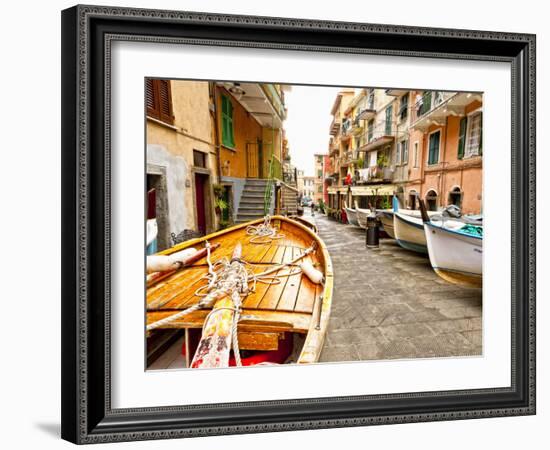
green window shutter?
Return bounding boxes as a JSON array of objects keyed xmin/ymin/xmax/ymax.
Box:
[
  {"xmin": 228, "ymin": 100, "xmax": 235, "ymax": 147},
  {"xmin": 428, "ymin": 131, "xmax": 440, "ymax": 165},
  {"xmin": 385, "ymin": 105, "xmax": 393, "ymax": 135},
  {"xmin": 221, "ymin": 95, "xmax": 235, "ymax": 148},
  {"xmin": 457, "ymin": 116, "xmax": 467, "ymax": 159}
]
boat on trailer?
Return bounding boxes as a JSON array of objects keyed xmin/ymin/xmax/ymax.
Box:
[
  {"xmin": 146, "ymin": 216, "xmax": 333, "ymax": 368},
  {"xmin": 419, "ymin": 200, "xmax": 483, "ymax": 287}
]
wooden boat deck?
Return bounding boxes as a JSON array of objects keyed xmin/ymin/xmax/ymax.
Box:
[{"xmin": 146, "ymin": 217, "xmax": 332, "ymax": 345}]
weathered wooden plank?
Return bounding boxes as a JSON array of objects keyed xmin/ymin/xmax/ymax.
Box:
[
  {"xmin": 147, "ymin": 266, "xmax": 207, "ymax": 310},
  {"xmin": 237, "ymin": 331, "xmax": 281, "ymax": 351},
  {"xmin": 146, "ymin": 309, "xmax": 311, "ymax": 333}
]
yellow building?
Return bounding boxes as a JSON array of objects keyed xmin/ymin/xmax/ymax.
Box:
[
  {"xmin": 214, "ymin": 82, "xmax": 289, "ymax": 223},
  {"xmin": 146, "ymin": 79, "xmax": 218, "ymax": 249}
]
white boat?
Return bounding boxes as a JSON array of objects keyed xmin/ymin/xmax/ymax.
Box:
[
  {"xmin": 355, "ymin": 208, "xmax": 371, "ymax": 229},
  {"xmin": 344, "ymin": 204, "xmax": 359, "ymax": 227},
  {"xmin": 393, "ymin": 211, "xmax": 428, "ymax": 253},
  {"xmin": 423, "ymin": 220, "xmax": 482, "ymax": 287},
  {"xmin": 377, "ymin": 210, "xmax": 396, "ymax": 238}
]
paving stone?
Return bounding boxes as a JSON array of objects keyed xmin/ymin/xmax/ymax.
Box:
[{"xmin": 312, "ymin": 215, "xmax": 482, "ymax": 363}]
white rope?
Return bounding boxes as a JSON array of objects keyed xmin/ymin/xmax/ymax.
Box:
[
  {"xmin": 147, "ymin": 239, "xmax": 319, "ymax": 365},
  {"xmin": 246, "ymin": 215, "xmax": 285, "ymax": 244}
]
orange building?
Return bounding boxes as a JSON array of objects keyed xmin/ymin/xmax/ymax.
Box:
[{"xmin": 406, "ymin": 91, "xmax": 483, "ymax": 215}]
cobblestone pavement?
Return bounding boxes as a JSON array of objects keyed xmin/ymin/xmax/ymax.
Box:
[{"xmin": 312, "ymin": 214, "xmax": 482, "ymax": 362}]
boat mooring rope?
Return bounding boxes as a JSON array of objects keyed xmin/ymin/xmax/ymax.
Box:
[
  {"xmin": 246, "ymin": 215, "xmax": 285, "ymax": 244},
  {"xmin": 146, "ymin": 239, "xmax": 319, "ymax": 366}
]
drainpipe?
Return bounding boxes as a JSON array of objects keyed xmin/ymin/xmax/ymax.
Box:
[{"xmin": 211, "ymin": 83, "xmax": 222, "ymax": 184}]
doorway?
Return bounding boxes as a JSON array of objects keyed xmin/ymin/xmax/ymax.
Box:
[
  {"xmin": 194, "ymin": 173, "xmax": 208, "ymax": 235},
  {"xmin": 448, "ymin": 186, "xmax": 463, "ymax": 209}
]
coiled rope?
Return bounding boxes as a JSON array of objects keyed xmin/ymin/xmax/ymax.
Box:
[{"xmin": 246, "ymin": 215, "xmax": 285, "ymax": 244}]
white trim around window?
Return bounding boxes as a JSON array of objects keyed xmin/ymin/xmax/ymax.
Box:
[{"xmin": 427, "ymin": 128, "xmax": 442, "ymax": 165}]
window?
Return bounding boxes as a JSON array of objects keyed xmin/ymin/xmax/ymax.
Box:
[
  {"xmin": 457, "ymin": 116, "xmax": 468, "ymax": 159},
  {"xmin": 398, "ymin": 94, "xmax": 408, "ymax": 121},
  {"xmin": 193, "ymin": 150, "xmax": 207, "ymax": 168},
  {"xmin": 413, "ymin": 141, "xmax": 419, "ymax": 168},
  {"xmin": 395, "ymin": 142, "xmax": 402, "ymax": 164},
  {"xmin": 428, "ymin": 130, "xmax": 440, "ymax": 165},
  {"xmin": 385, "ymin": 105, "xmax": 393, "ymax": 135},
  {"xmin": 418, "ymin": 91, "xmax": 432, "ymax": 116},
  {"xmin": 433, "ymin": 91, "xmax": 444, "ymax": 106},
  {"xmin": 465, "ymin": 112, "xmax": 482, "ymax": 158},
  {"xmin": 317, "ymin": 170, "xmax": 323, "ymax": 178},
  {"xmin": 318, "ymin": 186, "xmax": 323, "ymax": 193},
  {"xmin": 146, "ymin": 79, "xmax": 174, "ymax": 125},
  {"xmin": 367, "ymin": 119, "xmax": 374, "ymax": 142},
  {"xmin": 397, "ymin": 140, "xmax": 408, "ymax": 165},
  {"xmin": 221, "ymin": 94, "xmax": 235, "ymax": 148}
]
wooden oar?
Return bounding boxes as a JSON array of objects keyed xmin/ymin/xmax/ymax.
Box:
[{"xmin": 190, "ymin": 243, "xmax": 243, "ymax": 369}]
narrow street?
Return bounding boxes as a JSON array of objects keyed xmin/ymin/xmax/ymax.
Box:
[{"xmin": 311, "ymin": 213, "xmax": 483, "ymax": 362}]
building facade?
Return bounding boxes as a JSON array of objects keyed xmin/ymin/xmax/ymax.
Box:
[
  {"xmin": 302, "ymin": 176, "xmax": 316, "ymax": 200},
  {"xmin": 406, "ymin": 91, "xmax": 483, "ymax": 214},
  {"xmin": 326, "ymin": 87, "xmax": 483, "ymax": 217},
  {"xmin": 146, "ymin": 79, "xmax": 218, "ymax": 250},
  {"xmin": 313, "ymin": 153, "xmax": 325, "ymax": 205}
]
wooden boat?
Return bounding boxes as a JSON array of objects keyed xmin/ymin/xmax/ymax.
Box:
[
  {"xmin": 377, "ymin": 210, "xmax": 396, "ymax": 239},
  {"xmin": 146, "ymin": 216, "xmax": 333, "ymax": 368},
  {"xmin": 393, "ymin": 211, "xmax": 428, "ymax": 253},
  {"xmin": 419, "ymin": 200, "xmax": 483, "ymax": 287},
  {"xmin": 289, "ymin": 215, "xmax": 318, "ymax": 233},
  {"xmin": 343, "ymin": 202, "xmax": 359, "ymax": 227},
  {"xmin": 354, "ymin": 203, "xmax": 371, "ymax": 229}
]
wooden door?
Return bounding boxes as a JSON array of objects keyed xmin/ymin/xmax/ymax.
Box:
[
  {"xmin": 194, "ymin": 173, "xmax": 207, "ymax": 235},
  {"xmin": 246, "ymin": 142, "xmax": 260, "ymax": 178}
]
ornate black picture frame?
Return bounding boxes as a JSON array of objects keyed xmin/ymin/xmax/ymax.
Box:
[{"xmin": 61, "ymin": 4, "xmax": 536, "ymax": 444}]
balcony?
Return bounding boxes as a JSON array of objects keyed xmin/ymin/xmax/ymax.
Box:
[
  {"xmin": 359, "ymin": 120, "xmax": 395, "ymax": 152},
  {"xmin": 329, "ymin": 117, "xmax": 341, "ymax": 135},
  {"xmin": 356, "ymin": 106, "xmax": 376, "ymax": 121},
  {"xmin": 221, "ymin": 82, "xmax": 286, "ymax": 128},
  {"xmin": 385, "ymin": 88, "xmax": 408, "ymax": 96},
  {"xmin": 340, "ymin": 150, "xmax": 360, "ymax": 167},
  {"xmin": 340, "ymin": 118, "xmax": 353, "ymax": 140},
  {"xmin": 355, "ymin": 165, "xmax": 394, "ymax": 184},
  {"xmin": 410, "ymin": 91, "xmax": 483, "ymax": 131}
]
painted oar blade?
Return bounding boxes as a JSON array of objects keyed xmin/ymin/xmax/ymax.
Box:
[{"xmin": 190, "ymin": 298, "xmax": 235, "ymax": 369}]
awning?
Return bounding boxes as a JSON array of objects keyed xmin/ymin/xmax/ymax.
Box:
[
  {"xmin": 327, "ymin": 186, "xmax": 350, "ymax": 194},
  {"xmin": 351, "ymin": 184, "xmax": 397, "ymax": 196}
]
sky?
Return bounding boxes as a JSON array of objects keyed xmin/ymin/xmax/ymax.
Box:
[{"xmin": 283, "ymin": 85, "xmax": 343, "ymax": 177}]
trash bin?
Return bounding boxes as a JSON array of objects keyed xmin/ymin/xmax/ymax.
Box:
[{"xmin": 366, "ymin": 213, "xmax": 380, "ymax": 248}]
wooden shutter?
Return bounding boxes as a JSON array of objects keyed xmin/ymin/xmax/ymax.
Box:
[
  {"xmin": 221, "ymin": 94, "xmax": 235, "ymax": 148},
  {"xmin": 145, "ymin": 79, "xmax": 174, "ymax": 125},
  {"xmin": 428, "ymin": 131, "xmax": 440, "ymax": 165},
  {"xmin": 457, "ymin": 116, "xmax": 467, "ymax": 159}
]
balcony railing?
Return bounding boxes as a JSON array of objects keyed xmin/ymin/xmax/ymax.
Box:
[{"xmin": 414, "ymin": 91, "xmax": 446, "ymax": 118}]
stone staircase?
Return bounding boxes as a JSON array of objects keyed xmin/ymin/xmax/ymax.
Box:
[
  {"xmin": 280, "ymin": 183, "xmax": 299, "ymax": 216},
  {"xmin": 236, "ymin": 179, "xmax": 270, "ymax": 224}
]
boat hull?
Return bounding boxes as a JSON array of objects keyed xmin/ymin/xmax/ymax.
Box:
[
  {"xmin": 378, "ymin": 211, "xmax": 396, "ymax": 239},
  {"xmin": 356, "ymin": 208, "xmax": 370, "ymax": 229},
  {"xmin": 344, "ymin": 207, "xmax": 359, "ymax": 226},
  {"xmin": 393, "ymin": 212, "xmax": 428, "ymax": 254},
  {"xmin": 146, "ymin": 216, "xmax": 333, "ymax": 366},
  {"xmin": 424, "ymin": 222, "xmax": 482, "ymax": 287}
]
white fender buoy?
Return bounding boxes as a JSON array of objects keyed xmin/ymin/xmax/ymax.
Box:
[
  {"xmin": 299, "ymin": 260, "xmax": 324, "ymax": 285},
  {"xmin": 146, "ymin": 248, "xmax": 197, "ymax": 273}
]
